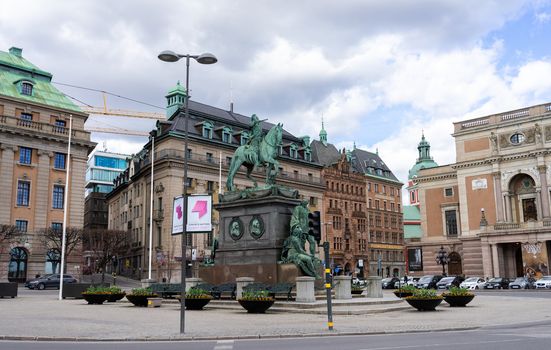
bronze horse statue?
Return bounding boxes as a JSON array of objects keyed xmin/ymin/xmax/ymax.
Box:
[{"xmin": 226, "ymin": 123, "xmax": 283, "ymax": 191}]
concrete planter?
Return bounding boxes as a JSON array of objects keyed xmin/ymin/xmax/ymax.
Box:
[
  {"xmin": 106, "ymin": 293, "xmax": 126, "ymax": 302},
  {"xmin": 238, "ymin": 299, "xmax": 274, "ymax": 313},
  {"xmin": 443, "ymin": 294, "xmax": 475, "ymax": 307},
  {"xmin": 184, "ymin": 297, "xmax": 212, "ymax": 310},
  {"xmin": 405, "ymin": 297, "xmax": 443, "ymax": 311},
  {"xmin": 126, "ymin": 294, "xmax": 157, "ymax": 307},
  {"xmin": 82, "ymin": 293, "xmax": 109, "ymax": 305}
]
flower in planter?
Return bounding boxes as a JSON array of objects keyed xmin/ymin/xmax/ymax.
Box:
[
  {"xmin": 185, "ymin": 287, "xmax": 213, "ymax": 300},
  {"xmin": 239, "ymin": 290, "xmax": 274, "ymax": 301},
  {"xmin": 396, "ymin": 284, "xmax": 416, "ymax": 293},
  {"xmin": 442, "ymin": 286, "xmax": 473, "ymax": 297},
  {"xmin": 405, "ymin": 288, "xmax": 443, "ymax": 300},
  {"xmin": 127, "ymin": 287, "xmax": 157, "ymax": 297}
]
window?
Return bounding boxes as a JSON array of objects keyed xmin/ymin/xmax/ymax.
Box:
[
  {"xmin": 411, "ymin": 191, "xmax": 415, "ymax": 203},
  {"xmin": 368, "ymin": 199, "xmax": 372, "ymax": 208},
  {"xmin": 225, "ymin": 156, "xmax": 232, "ymax": 165},
  {"xmin": 207, "ymin": 181, "xmax": 214, "ymax": 192},
  {"xmin": 383, "ymin": 185, "xmax": 386, "ymax": 194},
  {"xmin": 510, "ymin": 133, "xmax": 525, "ymax": 145},
  {"xmin": 375, "ymin": 200, "xmax": 380, "ymax": 210},
  {"xmin": 202, "ymin": 122, "xmax": 213, "ymax": 139},
  {"xmin": 444, "ymin": 188, "xmax": 453, "ymax": 197},
  {"xmin": 21, "ymin": 82, "xmax": 33, "ymax": 95},
  {"xmin": 289, "ymin": 144, "xmax": 298, "ymax": 158},
  {"xmin": 51, "ymin": 222, "xmax": 63, "ymax": 232},
  {"xmin": 304, "ymin": 150, "xmax": 312, "ymax": 162},
  {"xmin": 54, "ymin": 119, "xmax": 66, "ymax": 133},
  {"xmin": 222, "ymin": 127, "xmax": 232, "ymax": 143},
  {"xmin": 15, "ymin": 220, "xmax": 28, "ymax": 232},
  {"xmin": 19, "ymin": 112, "xmax": 32, "ymax": 127},
  {"xmin": 391, "ymin": 203, "xmax": 395, "ymax": 211},
  {"xmin": 374, "ymin": 184, "xmax": 379, "ymax": 193},
  {"xmin": 53, "ymin": 185, "xmax": 64, "ymax": 209},
  {"xmin": 383, "ymin": 201, "xmax": 387, "ymax": 211},
  {"xmin": 54, "ymin": 153, "xmax": 66, "ymax": 169},
  {"xmin": 329, "ymin": 199, "xmax": 333, "ymax": 208},
  {"xmin": 206, "ymin": 152, "xmax": 213, "ymax": 163},
  {"xmin": 309, "ymin": 196, "xmax": 316, "ymax": 206},
  {"xmin": 186, "ymin": 148, "xmax": 193, "ymax": 159},
  {"xmin": 94, "ymin": 155, "xmax": 126, "ymax": 169},
  {"xmin": 445, "ymin": 210, "xmax": 458, "ymax": 236},
  {"xmin": 368, "ymin": 182, "xmax": 371, "ymax": 192},
  {"xmin": 19, "ymin": 147, "xmax": 32, "ymax": 164},
  {"xmin": 240, "ymin": 132, "xmax": 249, "ymax": 145},
  {"xmin": 17, "ymin": 181, "xmax": 30, "ymax": 206}
]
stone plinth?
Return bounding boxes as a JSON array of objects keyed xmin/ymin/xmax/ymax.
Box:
[
  {"xmin": 334, "ymin": 275, "xmax": 352, "ymax": 299},
  {"xmin": 236, "ymin": 277, "xmax": 254, "ymax": 299},
  {"xmin": 204, "ymin": 195, "xmax": 300, "ymax": 284},
  {"xmin": 366, "ymin": 276, "xmax": 383, "ymax": 298},
  {"xmin": 186, "ymin": 277, "xmax": 203, "ymax": 292},
  {"xmin": 296, "ymin": 276, "xmax": 315, "ymax": 303}
]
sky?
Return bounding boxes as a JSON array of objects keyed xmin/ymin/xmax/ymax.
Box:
[{"xmin": 2, "ymin": 0, "xmax": 551, "ymax": 196}]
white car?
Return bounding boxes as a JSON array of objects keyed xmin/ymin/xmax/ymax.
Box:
[
  {"xmin": 534, "ymin": 276, "xmax": 551, "ymax": 289},
  {"xmin": 393, "ymin": 276, "xmax": 418, "ymax": 289},
  {"xmin": 460, "ymin": 277, "xmax": 486, "ymax": 290}
]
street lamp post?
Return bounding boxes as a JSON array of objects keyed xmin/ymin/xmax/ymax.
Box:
[
  {"xmin": 158, "ymin": 50, "xmax": 217, "ymax": 335},
  {"xmin": 435, "ymin": 245, "xmax": 450, "ymax": 276}
]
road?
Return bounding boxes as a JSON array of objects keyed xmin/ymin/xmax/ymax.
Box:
[{"xmin": 1, "ymin": 320, "xmax": 550, "ymax": 350}]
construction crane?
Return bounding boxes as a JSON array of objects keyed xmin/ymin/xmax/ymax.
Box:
[{"xmin": 84, "ymin": 127, "xmax": 150, "ymax": 136}]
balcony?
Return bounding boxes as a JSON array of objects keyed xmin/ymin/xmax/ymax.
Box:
[
  {"xmin": 0, "ymin": 115, "xmax": 90, "ymax": 140},
  {"xmin": 153, "ymin": 209, "xmax": 164, "ymax": 221}
]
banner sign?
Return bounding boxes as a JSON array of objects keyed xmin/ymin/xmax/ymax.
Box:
[
  {"xmin": 186, "ymin": 195, "xmax": 212, "ymax": 233},
  {"xmin": 172, "ymin": 196, "xmax": 184, "ymax": 235},
  {"xmin": 407, "ymin": 247, "xmax": 423, "ymax": 271}
]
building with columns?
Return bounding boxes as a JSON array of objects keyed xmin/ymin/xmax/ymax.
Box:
[
  {"xmin": 0, "ymin": 47, "xmax": 95, "ymax": 282},
  {"xmin": 414, "ymin": 102, "xmax": 551, "ymax": 279},
  {"xmin": 311, "ymin": 125, "xmax": 405, "ymax": 278},
  {"xmin": 106, "ymin": 82, "xmax": 325, "ymax": 282}
]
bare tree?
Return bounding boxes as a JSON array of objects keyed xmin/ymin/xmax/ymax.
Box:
[
  {"xmin": 0, "ymin": 224, "xmax": 20, "ymax": 245},
  {"xmin": 82, "ymin": 229, "xmax": 130, "ymax": 283},
  {"xmin": 39, "ymin": 227, "xmax": 84, "ymax": 258}
]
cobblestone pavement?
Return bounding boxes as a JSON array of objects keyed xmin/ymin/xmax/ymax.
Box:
[{"xmin": 1, "ymin": 289, "xmax": 550, "ymax": 341}]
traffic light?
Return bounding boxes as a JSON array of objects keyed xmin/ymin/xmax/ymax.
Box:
[{"xmin": 308, "ymin": 210, "xmax": 321, "ymax": 244}]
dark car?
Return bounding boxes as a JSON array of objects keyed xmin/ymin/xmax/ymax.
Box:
[
  {"xmin": 24, "ymin": 274, "xmax": 77, "ymax": 290},
  {"xmin": 436, "ymin": 276, "xmax": 465, "ymax": 290},
  {"xmin": 484, "ymin": 277, "xmax": 510, "ymax": 289},
  {"xmin": 416, "ymin": 275, "xmax": 444, "ymax": 289},
  {"xmin": 381, "ymin": 277, "xmax": 400, "ymax": 289}
]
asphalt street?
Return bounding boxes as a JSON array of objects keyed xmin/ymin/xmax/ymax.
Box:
[{"xmin": 1, "ymin": 320, "xmax": 551, "ymax": 350}]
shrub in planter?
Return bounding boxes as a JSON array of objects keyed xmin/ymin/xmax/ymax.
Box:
[
  {"xmin": 81, "ymin": 286, "xmax": 110, "ymax": 305},
  {"xmin": 126, "ymin": 288, "xmax": 158, "ymax": 307},
  {"xmin": 442, "ymin": 287, "xmax": 475, "ymax": 307},
  {"xmin": 238, "ymin": 290, "xmax": 274, "ymax": 313},
  {"xmin": 351, "ymin": 282, "xmax": 366, "ymax": 295},
  {"xmin": 178, "ymin": 287, "xmax": 213, "ymax": 310},
  {"xmin": 105, "ymin": 286, "xmax": 126, "ymax": 302},
  {"xmin": 393, "ymin": 284, "xmax": 416, "ymax": 298},
  {"xmin": 405, "ymin": 288, "xmax": 443, "ymax": 311}
]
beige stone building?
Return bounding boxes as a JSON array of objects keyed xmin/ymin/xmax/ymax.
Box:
[
  {"xmin": 0, "ymin": 47, "xmax": 95, "ymax": 282},
  {"xmin": 413, "ymin": 102, "xmax": 551, "ymax": 279},
  {"xmin": 106, "ymin": 83, "xmax": 325, "ymax": 282}
]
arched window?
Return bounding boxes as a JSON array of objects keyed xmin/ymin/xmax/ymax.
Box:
[
  {"xmin": 8, "ymin": 247, "xmax": 28, "ymax": 282},
  {"xmin": 201, "ymin": 121, "xmax": 213, "ymax": 139},
  {"xmin": 45, "ymin": 249, "xmax": 61, "ymax": 274},
  {"xmin": 222, "ymin": 126, "xmax": 232, "ymax": 143}
]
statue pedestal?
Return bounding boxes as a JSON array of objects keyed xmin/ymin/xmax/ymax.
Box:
[
  {"xmin": 366, "ymin": 276, "xmax": 383, "ymax": 298},
  {"xmin": 186, "ymin": 277, "xmax": 202, "ymax": 292},
  {"xmin": 201, "ymin": 195, "xmax": 301, "ymax": 284},
  {"xmin": 295, "ymin": 276, "xmax": 315, "ymax": 303},
  {"xmin": 236, "ymin": 277, "xmax": 254, "ymax": 299},
  {"xmin": 334, "ymin": 275, "xmax": 352, "ymax": 299}
]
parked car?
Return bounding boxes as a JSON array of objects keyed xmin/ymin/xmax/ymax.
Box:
[
  {"xmin": 381, "ymin": 277, "xmax": 400, "ymax": 289},
  {"xmin": 416, "ymin": 275, "xmax": 444, "ymax": 289},
  {"xmin": 460, "ymin": 277, "xmax": 486, "ymax": 290},
  {"xmin": 534, "ymin": 276, "xmax": 551, "ymax": 289},
  {"xmin": 483, "ymin": 277, "xmax": 510, "ymax": 289},
  {"xmin": 24, "ymin": 274, "xmax": 77, "ymax": 290},
  {"xmin": 436, "ymin": 276, "xmax": 465, "ymax": 290},
  {"xmin": 393, "ymin": 276, "xmax": 417, "ymax": 289},
  {"xmin": 509, "ymin": 277, "xmax": 535, "ymax": 289}
]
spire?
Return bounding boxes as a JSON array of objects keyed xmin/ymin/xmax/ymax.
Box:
[
  {"xmin": 376, "ymin": 147, "xmax": 379, "ymax": 155},
  {"xmin": 165, "ymin": 81, "xmax": 187, "ymax": 119},
  {"xmin": 319, "ymin": 117, "xmax": 328, "ymax": 146},
  {"xmin": 417, "ymin": 131, "xmax": 431, "ymax": 161}
]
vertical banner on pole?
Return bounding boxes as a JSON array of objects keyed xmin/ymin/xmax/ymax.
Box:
[
  {"xmin": 186, "ymin": 195, "xmax": 212, "ymax": 233},
  {"xmin": 172, "ymin": 196, "xmax": 184, "ymax": 235}
]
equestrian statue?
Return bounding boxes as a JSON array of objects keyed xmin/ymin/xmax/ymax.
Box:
[{"xmin": 226, "ymin": 114, "xmax": 283, "ymax": 191}]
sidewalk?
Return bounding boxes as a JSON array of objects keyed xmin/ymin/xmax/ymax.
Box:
[{"xmin": 1, "ymin": 289, "xmax": 550, "ymax": 341}]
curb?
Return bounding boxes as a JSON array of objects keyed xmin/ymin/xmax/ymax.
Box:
[{"xmin": 0, "ymin": 326, "xmax": 480, "ymax": 342}]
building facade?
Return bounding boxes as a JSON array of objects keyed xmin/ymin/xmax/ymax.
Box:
[
  {"xmin": 311, "ymin": 125, "xmax": 405, "ymax": 278},
  {"xmin": 106, "ymin": 83, "xmax": 325, "ymax": 282},
  {"xmin": 84, "ymin": 149, "xmax": 128, "ymax": 231},
  {"xmin": 0, "ymin": 47, "xmax": 95, "ymax": 281},
  {"xmin": 414, "ymin": 102, "xmax": 551, "ymax": 279}
]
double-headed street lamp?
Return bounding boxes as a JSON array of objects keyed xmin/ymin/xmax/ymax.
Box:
[
  {"xmin": 158, "ymin": 50, "xmax": 217, "ymax": 334},
  {"xmin": 435, "ymin": 245, "xmax": 450, "ymax": 276}
]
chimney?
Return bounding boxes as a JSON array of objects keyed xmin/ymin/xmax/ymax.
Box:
[{"xmin": 9, "ymin": 47, "xmax": 22, "ymax": 57}]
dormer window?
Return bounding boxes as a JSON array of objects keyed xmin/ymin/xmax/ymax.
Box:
[
  {"xmin": 201, "ymin": 121, "xmax": 213, "ymax": 139},
  {"xmin": 222, "ymin": 127, "xmax": 232, "ymax": 144},
  {"xmin": 304, "ymin": 149, "xmax": 312, "ymax": 162},
  {"xmin": 14, "ymin": 79, "xmax": 35, "ymax": 96},
  {"xmin": 240, "ymin": 132, "xmax": 249, "ymax": 145},
  {"xmin": 289, "ymin": 144, "xmax": 298, "ymax": 158}
]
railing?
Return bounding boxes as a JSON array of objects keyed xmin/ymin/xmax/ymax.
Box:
[
  {"xmin": 0, "ymin": 115, "xmax": 85, "ymax": 138},
  {"xmin": 500, "ymin": 109, "xmax": 529, "ymax": 121},
  {"xmin": 461, "ymin": 118, "xmax": 489, "ymax": 129},
  {"xmin": 153, "ymin": 209, "xmax": 164, "ymax": 221},
  {"xmin": 493, "ymin": 222, "xmax": 521, "ymax": 230}
]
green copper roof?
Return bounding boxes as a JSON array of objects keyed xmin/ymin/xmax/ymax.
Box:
[
  {"xmin": 403, "ymin": 205, "xmax": 421, "ymax": 221},
  {"xmin": 0, "ymin": 47, "xmax": 82, "ymax": 113},
  {"xmin": 166, "ymin": 80, "xmax": 187, "ymax": 96},
  {"xmin": 404, "ymin": 223, "xmax": 423, "ymax": 238},
  {"xmin": 408, "ymin": 132, "xmax": 438, "ymax": 179}
]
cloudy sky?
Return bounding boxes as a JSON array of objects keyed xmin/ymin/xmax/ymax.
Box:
[{"xmin": 2, "ymin": 0, "xmax": 551, "ymax": 193}]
